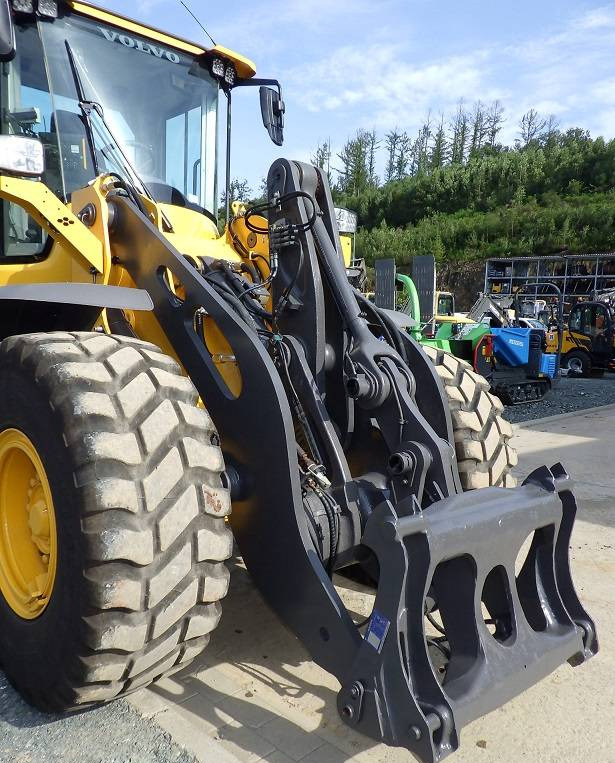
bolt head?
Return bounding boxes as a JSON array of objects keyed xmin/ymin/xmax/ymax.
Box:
[{"xmin": 342, "ymin": 705, "xmax": 354, "ymax": 720}]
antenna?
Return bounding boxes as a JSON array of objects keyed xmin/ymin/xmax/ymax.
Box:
[{"xmin": 179, "ymin": 1, "xmax": 217, "ymax": 47}]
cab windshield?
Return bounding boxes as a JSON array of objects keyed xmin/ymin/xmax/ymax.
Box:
[
  {"xmin": 4, "ymin": 14, "xmax": 219, "ymax": 219},
  {"xmin": 437, "ymin": 294, "xmax": 454, "ymax": 316}
]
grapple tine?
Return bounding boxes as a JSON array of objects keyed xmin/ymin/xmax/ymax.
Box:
[{"xmin": 525, "ymin": 462, "xmax": 598, "ymax": 659}]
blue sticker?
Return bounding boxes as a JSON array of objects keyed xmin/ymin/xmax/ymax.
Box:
[{"xmin": 365, "ymin": 611, "xmax": 390, "ymax": 653}]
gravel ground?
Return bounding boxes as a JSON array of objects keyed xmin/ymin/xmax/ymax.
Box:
[
  {"xmin": 503, "ymin": 373, "xmax": 615, "ymax": 423},
  {"xmin": 0, "ymin": 673, "xmax": 197, "ymax": 763}
]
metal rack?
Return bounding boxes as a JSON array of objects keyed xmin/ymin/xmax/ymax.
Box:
[{"xmin": 484, "ymin": 253, "xmax": 615, "ymax": 314}]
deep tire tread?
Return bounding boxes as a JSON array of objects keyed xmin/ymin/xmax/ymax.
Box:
[
  {"xmin": 0, "ymin": 332, "xmax": 232, "ymax": 711},
  {"xmin": 423, "ymin": 346, "xmax": 517, "ymax": 489}
]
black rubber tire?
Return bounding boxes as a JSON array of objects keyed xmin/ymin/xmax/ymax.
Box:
[
  {"xmin": 0, "ymin": 332, "xmax": 232, "ymax": 712},
  {"xmin": 563, "ymin": 350, "xmax": 592, "ymax": 377},
  {"xmin": 423, "ymin": 347, "xmax": 518, "ymax": 489}
]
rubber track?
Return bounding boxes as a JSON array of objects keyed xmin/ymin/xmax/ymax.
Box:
[
  {"xmin": 423, "ymin": 346, "xmax": 518, "ymax": 489},
  {"xmin": 2, "ymin": 332, "xmax": 233, "ymax": 709}
]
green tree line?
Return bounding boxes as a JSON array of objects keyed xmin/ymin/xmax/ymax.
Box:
[{"xmin": 310, "ymin": 103, "xmax": 615, "ymax": 264}]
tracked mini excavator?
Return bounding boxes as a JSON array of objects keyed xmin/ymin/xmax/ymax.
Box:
[{"xmin": 0, "ymin": 3, "xmax": 597, "ymax": 762}]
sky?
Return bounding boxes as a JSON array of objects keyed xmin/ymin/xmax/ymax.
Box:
[{"xmin": 96, "ymin": 0, "xmax": 615, "ymax": 193}]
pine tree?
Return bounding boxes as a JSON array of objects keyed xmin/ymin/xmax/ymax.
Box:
[
  {"xmin": 450, "ymin": 100, "xmax": 469, "ymax": 164},
  {"xmin": 519, "ymin": 109, "xmax": 547, "ymax": 146},
  {"xmin": 385, "ymin": 129, "xmax": 401, "ymax": 183},
  {"xmin": 365, "ymin": 129, "xmax": 380, "ymax": 187},
  {"xmin": 469, "ymin": 101, "xmax": 487, "ymax": 156},
  {"xmin": 411, "ymin": 114, "xmax": 432, "ymax": 175},
  {"xmin": 394, "ymin": 132, "xmax": 412, "ymax": 180},
  {"xmin": 430, "ymin": 115, "xmax": 449, "ymax": 170},
  {"xmin": 311, "ymin": 140, "xmax": 332, "ymax": 183},
  {"xmin": 335, "ymin": 131, "xmax": 371, "ymax": 195},
  {"xmin": 486, "ymin": 100, "xmax": 505, "ymax": 147}
]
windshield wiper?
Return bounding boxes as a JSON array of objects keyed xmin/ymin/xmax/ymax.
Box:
[
  {"xmin": 64, "ymin": 41, "xmax": 174, "ymax": 233},
  {"xmin": 65, "ymin": 40, "xmax": 101, "ymax": 179}
]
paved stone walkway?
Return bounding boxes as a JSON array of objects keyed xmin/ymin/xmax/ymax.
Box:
[{"xmin": 130, "ymin": 407, "xmax": 615, "ymax": 763}]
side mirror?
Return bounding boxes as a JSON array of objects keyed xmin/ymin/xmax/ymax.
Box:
[
  {"xmin": 259, "ymin": 86, "xmax": 284, "ymax": 146},
  {"xmin": 0, "ymin": 136, "xmax": 45, "ymax": 177},
  {"xmin": 0, "ymin": 0, "xmax": 15, "ymax": 62}
]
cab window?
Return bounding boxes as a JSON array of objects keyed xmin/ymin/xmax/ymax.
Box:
[
  {"xmin": 593, "ymin": 305, "xmax": 609, "ymax": 336},
  {"xmin": 437, "ymin": 294, "xmax": 454, "ymax": 316},
  {"xmin": 570, "ymin": 305, "xmax": 592, "ymax": 334},
  {"xmin": 0, "ymin": 23, "xmax": 59, "ymax": 260}
]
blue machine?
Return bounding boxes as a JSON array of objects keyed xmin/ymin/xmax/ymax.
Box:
[
  {"xmin": 489, "ymin": 327, "xmax": 558, "ymax": 404},
  {"xmin": 490, "ymin": 327, "xmax": 558, "ymax": 379}
]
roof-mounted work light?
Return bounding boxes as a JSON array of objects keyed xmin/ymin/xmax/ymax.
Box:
[
  {"xmin": 11, "ymin": 0, "xmax": 35, "ymax": 12},
  {"xmin": 12, "ymin": 0, "xmax": 58, "ymax": 16},
  {"xmin": 211, "ymin": 57, "xmax": 225, "ymax": 78},
  {"xmin": 224, "ymin": 64, "xmax": 236, "ymax": 87},
  {"xmin": 37, "ymin": 0, "xmax": 58, "ymax": 17}
]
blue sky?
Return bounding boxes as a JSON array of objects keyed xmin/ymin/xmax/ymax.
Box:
[{"xmin": 97, "ymin": 0, "xmax": 615, "ymax": 193}]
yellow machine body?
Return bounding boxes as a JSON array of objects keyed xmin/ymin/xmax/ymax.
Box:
[
  {"xmin": 0, "ymin": 3, "xmax": 268, "ymax": 388},
  {"xmin": 339, "ymin": 231, "xmax": 353, "ymax": 268}
]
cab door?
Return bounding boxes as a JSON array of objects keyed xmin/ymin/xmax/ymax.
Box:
[
  {"xmin": 569, "ymin": 302, "xmax": 613, "ymax": 363},
  {"xmin": 592, "ymin": 303, "xmax": 614, "ymax": 360}
]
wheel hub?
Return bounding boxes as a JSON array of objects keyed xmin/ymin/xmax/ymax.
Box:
[
  {"xmin": 27, "ymin": 479, "xmax": 51, "ymax": 555},
  {"xmin": 568, "ymin": 357, "xmax": 583, "ymax": 372},
  {"xmin": 0, "ymin": 429, "xmax": 57, "ymax": 619}
]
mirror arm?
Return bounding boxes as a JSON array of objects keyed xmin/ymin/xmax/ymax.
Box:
[{"xmin": 235, "ymin": 78, "xmax": 283, "ymax": 98}]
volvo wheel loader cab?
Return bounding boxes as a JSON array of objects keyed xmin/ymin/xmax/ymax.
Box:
[{"xmin": 0, "ymin": 3, "xmax": 597, "ymax": 762}]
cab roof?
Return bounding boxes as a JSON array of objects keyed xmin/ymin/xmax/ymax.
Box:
[{"xmin": 65, "ymin": 1, "xmax": 257, "ymax": 79}]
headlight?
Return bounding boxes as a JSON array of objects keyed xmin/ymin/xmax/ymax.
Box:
[
  {"xmin": 211, "ymin": 58, "xmax": 225, "ymax": 78},
  {"xmin": 0, "ymin": 136, "xmax": 45, "ymax": 178},
  {"xmin": 12, "ymin": 0, "xmax": 35, "ymax": 12},
  {"xmin": 224, "ymin": 64, "xmax": 236, "ymax": 87},
  {"xmin": 37, "ymin": 0, "xmax": 59, "ymax": 17}
]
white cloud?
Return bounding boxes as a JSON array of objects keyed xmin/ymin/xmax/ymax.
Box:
[
  {"xmin": 592, "ymin": 106, "xmax": 615, "ymax": 137},
  {"xmin": 277, "ymin": 1, "xmax": 615, "ymax": 154},
  {"xmin": 211, "ymin": 0, "xmax": 388, "ymax": 62},
  {"xmin": 287, "ymin": 43, "xmax": 492, "ymax": 127},
  {"xmin": 592, "ymin": 77, "xmax": 615, "ymax": 105},
  {"xmin": 577, "ymin": 6, "xmax": 615, "ymax": 29},
  {"xmin": 500, "ymin": 7, "xmax": 615, "ymax": 137}
]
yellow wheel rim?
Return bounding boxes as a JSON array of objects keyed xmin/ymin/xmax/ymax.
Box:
[{"xmin": 0, "ymin": 429, "xmax": 57, "ymax": 620}]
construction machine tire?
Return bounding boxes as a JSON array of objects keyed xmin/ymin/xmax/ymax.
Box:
[
  {"xmin": 423, "ymin": 346, "xmax": 518, "ymax": 489},
  {"xmin": 0, "ymin": 332, "xmax": 232, "ymax": 712},
  {"xmin": 563, "ymin": 349, "xmax": 592, "ymax": 377}
]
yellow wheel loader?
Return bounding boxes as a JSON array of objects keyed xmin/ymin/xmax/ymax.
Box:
[{"xmin": 0, "ymin": 3, "xmax": 597, "ymax": 761}]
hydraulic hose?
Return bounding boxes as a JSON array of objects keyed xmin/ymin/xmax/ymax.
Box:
[{"xmin": 312, "ymin": 216, "xmax": 365, "ymax": 337}]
